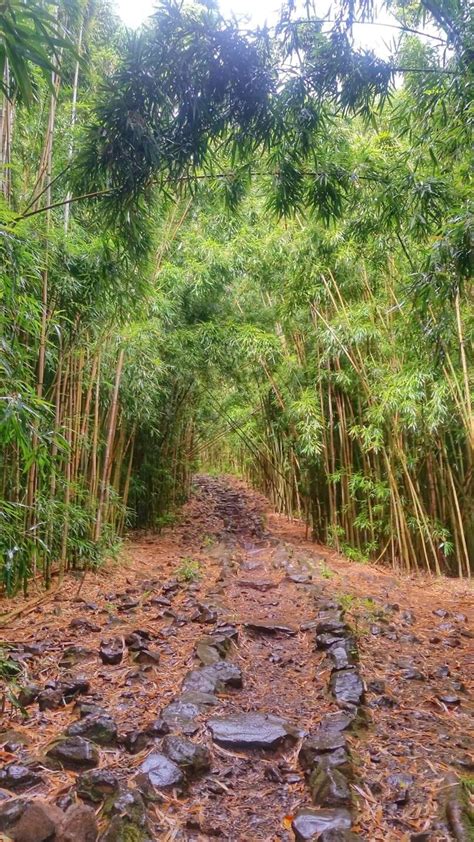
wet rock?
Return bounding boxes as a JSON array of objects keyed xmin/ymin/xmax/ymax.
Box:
[
  {"xmin": 387, "ymin": 772, "xmax": 413, "ymax": 804},
  {"xmin": 7, "ymin": 799, "xmax": 63, "ymax": 842},
  {"xmin": 99, "ymin": 638, "xmax": 124, "ymax": 666},
  {"xmin": 195, "ymin": 642, "xmax": 221, "ymax": 665},
  {"xmin": 309, "ymin": 766, "xmax": 352, "ymax": 807},
  {"xmin": 162, "ymin": 736, "xmax": 211, "ymax": 775},
  {"xmin": 292, "ymin": 807, "xmax": 352, "ymax": 840},
  {"xmin": 182, "ymin": 661, "xmax": 242, "ymax": 694},
  {"xmin": 46, "ymin": 737, "xmax": 99, "ymax": 770},
  {"xmin": 77, "ymin": 768, "xmax": 120, "ymax": 802},
  {"xmin": 146, "ymin": 718, "xmax": 170, "ymax": 737},
  {"xmin": 69, "ymin": 617, "xmax": 101, "ymax": 632},
  {"xmin": 135, "ymin": 751, "xmax": 183, "ymax": 791},
  {"xmin": 102, "ymin": 788, "xmax": 147, "ymax": 840},
  {"xmin": 17, "ymin": 683, "xmax": 41, "ymax": 708},
  {"xmin": 119, "ymin": 729, "xmax": 150, "ymax": 754},
  {"xmin": 208, "ymin": 712, "xmax": 299, "ymax": 749},
  {"xmin": 244, "ymin": 620, "xmax": 297, "ymax": 636},
  {"xmin": 330, "ymin": 669, "xmax": 364, "ymax": 707},
  {"xmin": 0, "ymin": 764, "xmax": 42, "ymax": 791},
  {"xmin": 67, "ymin": 714, "xmax": 117, "ymax": 745},
  {"xmin": 61, "ymin": 804, "xmax": 98, "ymax": 842},
  {"xmin": 0, "ymin": 797, "xmax": 30, "ymax": 832}
]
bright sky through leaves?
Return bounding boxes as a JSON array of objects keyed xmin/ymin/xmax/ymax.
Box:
[{"xmin": 114, "ymin": 0, "xmax": 400, "ymax": 55}]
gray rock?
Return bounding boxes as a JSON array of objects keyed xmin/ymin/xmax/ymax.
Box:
[
  {"xmin": 316, "ymin": 633, "xmax": 346, "ymax": 649},
  {"xmin": 238, "ymin": 578, "xmax": 277, "ymax": 591},
  {"xmin": 309, "ymin": 766, "xmax": 352, "ymax": 807},
  {"xmin": 330, "ymin": 670, "xmax": 364, "ymax": 707},
  {"xmin": 46, "ymin": 737, "xmax": 99, "ymax": 770},
  {"xmin": 99, "ymin": 638, "xmax": 124, "ymax": 665},
  {"xmin": 316, "ymin": 613, "xmax": 348, "ymax": 635},
  {"xmin": 135, "ymin": 752, "xmax": 183, "ymax": 790},
  {"xmin": 328, "ymin": 640, "xmax": 355, "ymax": 671},
  {"xmin": 162, "ymin": 736, "xmax": 211, "ymax": 775},
  {"xmin": 292, "ymin": 807, "xmax": 352, "ymax": 840},
  {"xmin": 182, "ymin": 661, "xmax": 242, "ymax": 694},
  {"xmin": 0, "ymin": 764, "xmax": 42, "ymax": 791},
  {"xmin": 161, "ymin": 699, "xmax": 201, "ymax": 734},
  {"xmin": 60, "ymin": 645, "xmax": 93, "ymax": 667},
  {"xmin": 67, "ymin": 714, "xmax": 117, "ymax": 745},
  {"xmin": 101, "ymin": 788, "xmax": 148, "ymax": 840},
  {"xmin": 208, "ymin": 712, "xmax": 299, "ymax": 749},
  {"xmin": 244, "ymin": 620, "xmax": 297, "ymax": 636},
  {"xmin": 195, "ymin": 642, "xmax": 221, "ymax": 665},
  {"xmin": 119, "ymin": 729, "xmax": 150, "ymax": 754},
  {"xmin": 0, "ymin": 797, "xmax": 30, "ymax": 831},
  {"xmin": 77, "ymin": 769, "xmax": 120, "ymax": 802},
  {"xmin": 17, "ymin": 683, "xmax": 41, "ymax": 708},
  {"xmin": 299, "ymin": 729, "xmax": 347, "ymax": 762}
]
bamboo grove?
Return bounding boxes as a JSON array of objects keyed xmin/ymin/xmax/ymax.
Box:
[{"xmin": 0, "ymin": 0, "xmax": 472, "ymax": 594}]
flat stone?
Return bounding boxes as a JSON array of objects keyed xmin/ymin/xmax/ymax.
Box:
[
  {"xmin": 106, "ymin": 788, "xmax": 147, "ymax": 825},
  {"xmin": 316, "ymin": 633, "xmax": 346, "ymax": 649},
  {"xmin": 309, "ymin": 766, "xmax": 352, "ymax": 807},
  {"xmin": 77, "ymin": 769, "xmax": 120, "ymax": 802},
  {"xmin": 208, "ymin": 712, "xmax": 299, "ymax": 749},
  {"xmin": 67, "ymin": 714, "xmax": 117, "ymax": 745},
  {"xmin": 135, "ymin": 751, "xmax": 183, "ymax": 790},
  {"xmin": 99, "ymin": 638, "xmax": 124, "ymax": 665},
  {"xmin": 162, "ymin": 736, "xmax": 211, "ymax": 775},
  {"xmin": 132, "ymin": 647, "xmax": 160, "ymax": 665},
  {"xmin": 292, "ymin": 807, "xmax": 352, "ymax": 840},
  {"xmin": 70, "ymin": 617, "xmax": 101, "ymax": 632},
  {"xmin": 182, "ymin": 662, "xmax": 242, "ymax": 694},
  {"xmin": 300, "ymin": 729, "xmax": 347, "ymax": 761},
  {"xmin": 195, "ymin": 642, "xmax": 221, "ymax": 665},
  {"xmin": 244, "ymin": 620, "xmax": 297, "ymax": 636},
  {"xmin": 330, "ymin": 669, "xmax": 364, "ymax": 707},
  {"xmin": 0, "ymin": 764, "xmax": 42, "ymax": 792},
  {"xmin": 238, "ymin": 578, "xmax": 277, "ymax": 591},
  {"xmin": 46, "ymin": 737, "xmax": 99, "ymax": 770},
  {"xmin": 316, "ymin": 615, "xmax": 348, "ymax": 635}
]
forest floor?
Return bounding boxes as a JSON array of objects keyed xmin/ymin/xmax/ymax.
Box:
[{"xmin": 0, "ymin": 476, "xmax": 472, "ymax": 842}]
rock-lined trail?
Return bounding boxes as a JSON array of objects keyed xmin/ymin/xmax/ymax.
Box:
[{"xmin": 0, "ymin": 476, "xmax": 472, "ymax": 841}]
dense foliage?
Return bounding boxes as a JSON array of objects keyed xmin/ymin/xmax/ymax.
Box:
[{"xmin": 0, "ymin": 0, "xmax": 472, "ymax": 593}]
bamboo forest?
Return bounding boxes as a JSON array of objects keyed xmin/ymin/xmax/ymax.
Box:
[{"xmin": 0, "ymin": 0, "xmax": 472, "ymax": 840}]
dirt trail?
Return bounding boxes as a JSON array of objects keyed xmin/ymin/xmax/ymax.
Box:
[{"xmin": 0, "ymin": 475, "xmax": 472, "ymax": 841}]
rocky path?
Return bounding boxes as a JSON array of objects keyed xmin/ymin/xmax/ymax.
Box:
[{"xmin": 0, "ymin": 476, "xmax": 472, "ymax": 841}]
